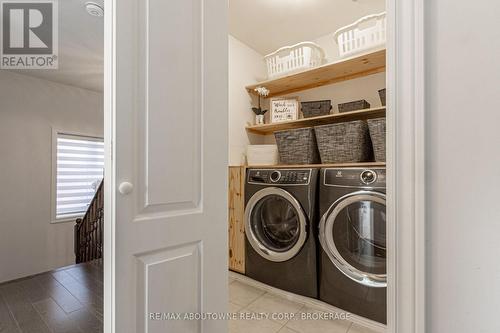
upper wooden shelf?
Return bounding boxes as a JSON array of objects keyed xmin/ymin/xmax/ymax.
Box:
[
  {"xmin": 246, "ymin": 106, "xmax": 385, "ymax": 134},
  {"xmin": 246, "ymin": 48, "xmax": 386, "ymax": 98}
]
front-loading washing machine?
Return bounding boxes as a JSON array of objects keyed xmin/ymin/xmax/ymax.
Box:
[
  {"xmin": 318, "ymin": 167, "xmax": 387, "ymax": 324},
  {"xmin": 244, "ymin": 168, "xmax": 318, "ymax": 298}
]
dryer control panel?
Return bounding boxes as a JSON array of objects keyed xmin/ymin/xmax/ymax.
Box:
[
  {"xmin": 324, "ymin": 168, "xmax": 386, "ymax": 188},
  {"xmin": 247, "ymin": 169, "xmax": 311, "ymax": 185}
]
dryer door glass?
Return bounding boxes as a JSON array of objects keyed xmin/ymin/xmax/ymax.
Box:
[
  {"xmin": 251, "ymin": 194, "xmax": 300, "ymax": 251},
  {"xmin": 321, "ymin": 191, "xmax": 386, "ymax": 287},
  {"xmin": 333, "ymin": 200, "xmax": 386, "ymax": 275}
]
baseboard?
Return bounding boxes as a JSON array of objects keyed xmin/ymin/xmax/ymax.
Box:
[{"xmin": 229, "ymin": 271, "xmax": 387, "ymax": 333}]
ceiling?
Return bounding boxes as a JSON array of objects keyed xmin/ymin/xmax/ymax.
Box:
[
  {"xmin": 11, "ymin": 0, "xmax": 104, "ymax": 92},
  {"xmin": 12, "ymin": 0, "xmax": 384, "ymax": 92},
  {"xmin": 229, "ymin": 0, "xmax": 385, "ymax": 55}
]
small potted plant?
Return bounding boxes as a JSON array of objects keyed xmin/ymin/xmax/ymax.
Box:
[{"xmin": 252, "ymin": 86, "xmax": 270, "ymax": 125}]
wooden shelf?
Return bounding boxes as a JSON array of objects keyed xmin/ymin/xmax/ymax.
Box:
[
  {"xmin": 246, "ymin": 106, "xmax": 385, "ymax": 134},
  {"xmin": 246, "ymin": 48, "xmax": 386, "ymax": 98},
  {"xmin": 245, "ymin": 162, "xmax": 386, "ymax": 169}
]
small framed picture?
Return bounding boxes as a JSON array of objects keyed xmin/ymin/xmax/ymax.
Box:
[{"xmin": 270, "ymin": 97, "xmax": 299, "ymax": 123}]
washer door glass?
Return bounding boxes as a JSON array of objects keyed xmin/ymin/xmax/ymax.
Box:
[
  {"xmin": 251, "ymin": 194, "xmax": 300, "ymax": 251},
  {"xmin": 321, "ymin": 191, "xmax": 386, "ymax": 287},
  {"xmin": 245, "ymin": 188, "xmax": 307, "ymax": 262}
]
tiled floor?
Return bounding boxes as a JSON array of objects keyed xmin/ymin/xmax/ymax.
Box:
[
  {"xmin": 0, "ymin": 260, "xmax": 103, "ymax": 333},
  {"xmin": 1, "ymin": 261, "xmax": 380, "ymax": 333},
  {"xmin": 228, "ymin": 276, "xmax": 381, "ymax": 333}
]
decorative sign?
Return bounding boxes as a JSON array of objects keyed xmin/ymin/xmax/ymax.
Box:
[{"xmin": 270, "ymin": 98, "xmax": 299, "ymax": 123}]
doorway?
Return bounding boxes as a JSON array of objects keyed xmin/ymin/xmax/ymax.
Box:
[
  {"xmin": 227, "ymin": 1, "xmax": 388, "ymax": 332},
  {"xmin": 104, "ymin": 0, "xmax": 426, "ymax": 331},
  {"xmin": 0, "ymin": 1, "xmax": 105, "ymax": 332}
]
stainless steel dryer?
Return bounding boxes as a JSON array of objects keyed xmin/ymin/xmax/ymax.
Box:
[
  {"xmin": 245, "ymin": 168, "xmax": 318, "ymax": 298},
  {"xmin": 318, "ymin": 167, "xmax": 387, "ymax": 324}
]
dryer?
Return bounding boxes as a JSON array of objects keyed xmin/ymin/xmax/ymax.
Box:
[
  {"xmin": 244, "ymin": 168, "xmax": 318, "ymax": 298},
  {"xmin": 318, "ymin": 167, "xmax": 387, "ymax": 324}
]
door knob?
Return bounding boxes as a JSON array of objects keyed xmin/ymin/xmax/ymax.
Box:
[{"xmin": 118, "ymin": 182, "xmax": 134, "ymax": 195}]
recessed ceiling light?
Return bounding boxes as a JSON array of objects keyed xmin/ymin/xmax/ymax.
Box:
[{"xmin": 85, "ymin": 2, "xmax": 103, "ymax": 17}]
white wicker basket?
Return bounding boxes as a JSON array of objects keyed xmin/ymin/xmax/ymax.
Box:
[
  {"xmin": 264, "ymin": 42, "xmax": 325, "ymax": 78},
  {"xmin": 334, "ymin": 12, "xmax": 386, "ymax": 58},
  {"xmin": 246, "ymin": 145, "xmax": 278, "ymax": 166}
]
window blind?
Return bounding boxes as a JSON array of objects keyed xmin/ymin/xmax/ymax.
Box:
[{"xmin": 56, "ymin": 134, "xmax": 104, "ymax": 219}]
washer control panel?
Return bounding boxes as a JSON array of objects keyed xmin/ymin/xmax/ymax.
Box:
[{"xmin": 248, "ymin": 169, "xmax": 311, "ymax": 185}]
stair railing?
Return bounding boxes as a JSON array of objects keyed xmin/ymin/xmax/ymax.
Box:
[{"xmin": 74, "ymin": 180, "xmax": 104, "ymax": 263}]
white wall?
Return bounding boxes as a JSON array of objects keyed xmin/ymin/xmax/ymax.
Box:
[
  {"xmin": 426, "ymin": 1, "xmax": 500, "ymax": 332},
  {"xmin": 302, "ymin": 32, "xmax": 386, "ymax": 110},
  {"xmin": 228, "ymin": 34, "xmax": 385, "ymax": 154},
  {"xmin": 0, "ymin": 71, "xmax": 103, "ymax": 283},
  {"xmin": 228, "ymin": 35, "xmax": 269, "ymax": 165}
]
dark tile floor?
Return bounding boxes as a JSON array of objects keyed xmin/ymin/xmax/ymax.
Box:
[{"xmin": 0, "ymin": 260, "xmax": 103, "ymax": 333}]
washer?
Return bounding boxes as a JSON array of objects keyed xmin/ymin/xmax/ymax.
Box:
[
  {"xmin": 318, "ymin": 168, "xmax": 387, "ymax": 324},
  {"xmin": 244, "ymin": 168, "xmax": 318, "ymax": 298}
]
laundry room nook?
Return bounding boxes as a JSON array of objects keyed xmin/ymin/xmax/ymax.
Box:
[{"xmin": 227, "ymin": 1, "xmax": 387, "ymax": 332}]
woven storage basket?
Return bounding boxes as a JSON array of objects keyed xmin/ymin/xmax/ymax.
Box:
[
  {"xmin": 274, "ymin": 128, "xmax": 320, "ymax": 164},
  {"xmin": 378, "ymin": 89, "xmax": 386, "ymax": 106},
  {"xmin": 314, "ymin": 121, "xmax": 373, "ymax": 163},
  {"xmin": 367, "ymin": 118, "xmax": 386, "ymax": 162},
  {"xmin": 338, "ymin": 100, "xmax": 371, "ymax": 113},
  {"xmin": 301, "ymin": 100, "xmax": 332, "ymax": 118}
]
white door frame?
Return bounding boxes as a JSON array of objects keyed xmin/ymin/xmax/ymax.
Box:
[
  {"xmin": 386, "ymin": 0, "xmax": 426, "ymax": 332},
  {"xmin": 101, "ymin": 0, "xmax": 426, "ymax": 332},
  {"xmin": 103, "ymin": 0, "xmax": 115, "ymax": 332}
]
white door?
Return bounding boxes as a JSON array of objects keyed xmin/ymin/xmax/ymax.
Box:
[{"xmin": 107, "ymin": 0, "xmax": 228, "ymax": 332}]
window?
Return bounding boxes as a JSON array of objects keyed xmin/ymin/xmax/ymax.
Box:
[{"xmin": 54, "ymin": 133, "xmax": 104, "ymax": 221}]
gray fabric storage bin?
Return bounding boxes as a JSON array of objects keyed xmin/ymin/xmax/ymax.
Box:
[
  {"xmin": 301, "ymin": 100, "xmax": 332, "ymax": 118},
  {"xmin": 367, "ymin": 118, "xmax": 386, "ymax": 162},
  {"xmin": 378, "ymin": 89, "xmax": 386, "ymax": 106},
  {"xmin": 314, "ymin": 121, "xmax": 373, "ymax": 163},
  {"xmin": 338, "ymin": 100, "xmax": 371, "ymax": 113},
  {"xmin": 274, "ymin": 128, "xmax": 320, "ymax": 164}
]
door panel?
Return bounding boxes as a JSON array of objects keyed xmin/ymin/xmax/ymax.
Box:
[
  {"xmin": 138, "ymin": 0, "xmax": 202, "ymax": 214},
  {"xmin": 112, "ymin": 0, "xmax": 228, "ymax": 331},
  {"xmin": 136, "ymin": 242, "xmax": 201, "ymax": 332}
]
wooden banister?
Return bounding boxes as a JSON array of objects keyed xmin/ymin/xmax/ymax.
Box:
[{"xmin": 75, "ymin": 180, "xmax": 104, "ymax": 264}]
